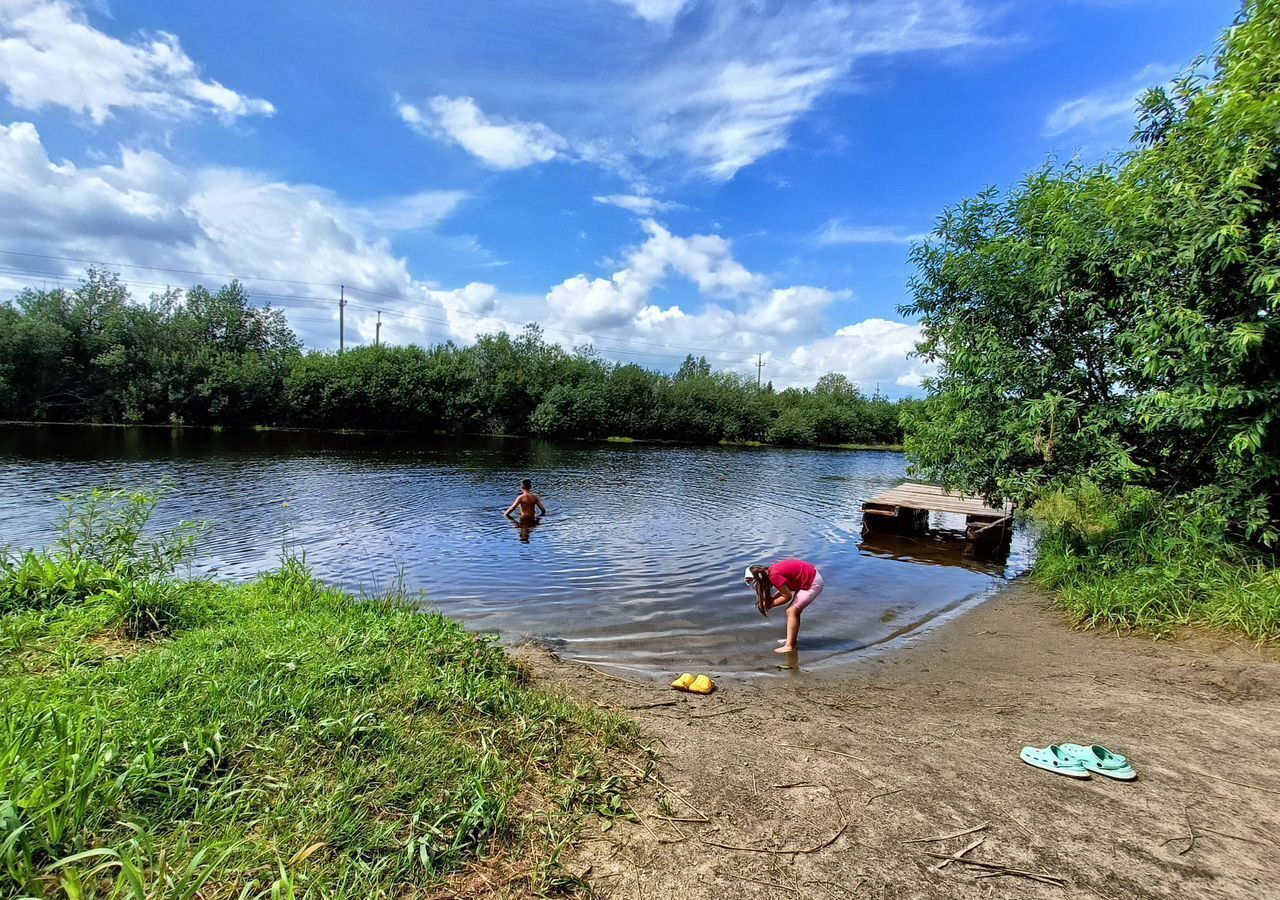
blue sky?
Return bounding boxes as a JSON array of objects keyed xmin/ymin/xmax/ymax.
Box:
[{"xmin": 0, "ymin": 0, "xmax": 1240, "ymax": 393}]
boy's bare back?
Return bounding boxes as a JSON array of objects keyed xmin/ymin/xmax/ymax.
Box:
[
  {"xmin": 504, "ymin": 480, "xmax": 547, "ymax": 519},
  {"xmin": 513, "ymin": 490, "xmax": 543, "ymax": 517}
]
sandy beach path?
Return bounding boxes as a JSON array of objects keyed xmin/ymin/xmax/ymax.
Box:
[{"xmin": 513, "ymin": 581, "xmax": 1280, "ymax": 900}]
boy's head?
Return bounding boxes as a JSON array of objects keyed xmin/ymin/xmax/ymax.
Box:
[{"xmin": 520, "ymin": 478, "xmax": 532, "ymax": 491}]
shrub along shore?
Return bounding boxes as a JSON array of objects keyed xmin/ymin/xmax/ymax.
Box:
[{"xmin": 0, "ymin": 489, "xmax": 637, "ymax": 898}]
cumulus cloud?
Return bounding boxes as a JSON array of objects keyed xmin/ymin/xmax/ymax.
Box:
[
  {"xmin": 0, "ymin": 0, "xmax": 274, "ymax": 124},
  {"xmin": 1044, "ymin": 63, "xmax": 1177, "ymax": 138},
  {"xmin": 609, "ymin": 0, "xmax": 689, "ymax": 26},
  {"xmin": 0, "ymin": 120, "xmax": 928, "ymax": 391},
  {"xmin": 788, "ymin": 318, "xmax": 932, "ymax": 390},
  {"xmin": 817, "ymin": 219, "xmax": 927, "ymax": 246},
  {"xmin": 0, "ymin": 119, "xmax": 476, "ymax": 350},
  {"xmin": 397, "ymin": 95, "xmax": 568, "ymax": 170},
  {"xmin": 593, "ymin": 194, "xmax": 685, "ymax": 215}
]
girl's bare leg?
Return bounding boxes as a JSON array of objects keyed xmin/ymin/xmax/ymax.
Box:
[{"xmin": 775, "ymin": 606, "xmax": 801, "ymax": 653}]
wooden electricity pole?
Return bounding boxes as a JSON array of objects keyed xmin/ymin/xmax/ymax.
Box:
[{"xmin": 339, "ymin": 284, "xmax": 346, "ymax": 354}]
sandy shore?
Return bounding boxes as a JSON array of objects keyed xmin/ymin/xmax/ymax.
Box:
[{"xmin": 514, "ymin": 580, "xmax": 1280, "ymax": 900}]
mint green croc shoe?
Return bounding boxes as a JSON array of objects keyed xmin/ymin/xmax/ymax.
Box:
[
  {"xmin": 1019, "ymin": 745, "xmax": 1090, "ymax": 779},
  {"xmin": 1061, "ymin": 743, "xmax": 1136, "ymax": 780}
]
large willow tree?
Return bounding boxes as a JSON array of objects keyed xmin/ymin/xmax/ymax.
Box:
[{"xmin": 902, "ymin": 0, "xmax": 1280, "ymax": 545}]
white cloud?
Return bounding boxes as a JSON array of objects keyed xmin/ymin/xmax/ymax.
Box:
[
  {"xmin": 397, "ymin": 95, "xmax": 567, "ymax": 170},
  {"xmin": 817, "ymin": 219, "xmax": 927, "ymax": 246},
  {"xmin": 0, "ymin": 119, "xmax": 927, "ymax": 391},
  {"xmin": 633, "ymin": 0, "xmax": 991, "ymax": 179},
  {"xmin": 347, "ymin": 190, "xmax": 470, "ymax": 234},
  {"xmin": 593, "ymin": 194, "xmax": 685, "ymax": 215},
  {"xmin": 395, "ymin": 1, "xmax": 994, "ymax": 182},
  {"xmin": 1044, "ymin": 63, "xmax": 1176, "ymax": 137},
  {"xmin": 0, "ymin": 119, "xmax": 474, "ymax": 350},
  {"xmin": 0, "ymin": 0, "xmax": 274, "ymax": 124},
  {"xmin": 609, "ymin": 0, "xmax": 689, "ymax": 26},
  {"xmin": 788, "ymin": 318, "xmax": 933, "ymax": 390}
]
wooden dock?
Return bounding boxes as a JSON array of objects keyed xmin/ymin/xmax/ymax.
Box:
[{"xmin": 861, "ymin": 482, "xmax": 1014, "ymax": 558}]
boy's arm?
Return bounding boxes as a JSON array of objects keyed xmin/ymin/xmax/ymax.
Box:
[
  {"xmin": 536, "ymin": 495, "xmax": 547, "ymax": 516},
  {"xmin": 503, "ymin": 497, "xmax": 519, "ymax": 517}
]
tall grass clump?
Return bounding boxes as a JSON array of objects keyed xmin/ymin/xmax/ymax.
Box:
[
  {"xmin": 1032, "ymin": 482, "xmax": 1280, "ymax": 642},
  {"xmin": 0, "ymin": 490, "xmax": 637, "ymax": 898}
]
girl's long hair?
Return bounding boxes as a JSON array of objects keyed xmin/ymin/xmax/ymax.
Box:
[{"xmin": 748, "ymin": 565, "xmax": 772, "ymax": 616}]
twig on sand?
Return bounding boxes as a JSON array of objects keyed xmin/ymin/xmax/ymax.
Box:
[
  {"xmin": 865, "ymin": 788, "xmax": 903, "ymax": 805},
  {"xmin": 1185, "ymin": 768, "xmax": 1280, "ymax": 797},
  {"xmin": 647, "ymin": 814, "xmax": 706, "ymax": 824},
  {"xmin": 776, "ymin": 742, "xmax": 867, "ymax": 763},
  {"xmin": 1003, "ymin": 810, "xmax": 1035, "ymax": 839},
  {"xmin": 623, "ymin": 700, "xmax": 679, "ymax": 710},
  {"xmin": 712, "ymin": 871, "xmax": 799, "ymax": 893},
  {"xmin": 773, "ymin": 781, "xmax": 818, "ymax": 789},
  {"xmin": 1161, "ymin": 806, "xmax": 1198, "ymax": 855},
  {"xmin": 628, "ymin": 802, "xmax": 679, "ymax": 845},
  {"xmin": 805, "ymin": 876, "xmax": 864, "ymax": 900},
  {"xmin": 688, "ymin": 705, "xmax": 747, "ymax": 719},
  {"xmin": 920, "ymin": 852, "xmax": 1066, "ymax": 886},
  {"xmin": 616, "ymin": 757, "xmax": 710, "ymax": 821},
  {"xmin": 902, "ymin": 822, "xmax": 989, "ymax": 844},
  {"xmin": 934, "ymin": 838, "xmax": 984, "ymax": 870},
  {"xmin": 696, "ymin": 818, "xmax": 849, "ymax": 855},
  {"xmin": 584, "ymin": 664, "xmax": 650, "ymax": 686}
]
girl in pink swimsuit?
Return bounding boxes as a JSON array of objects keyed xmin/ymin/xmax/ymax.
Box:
[{"xmin": 743, "ymin": 558, "xmax": 824, "ymax": 653}]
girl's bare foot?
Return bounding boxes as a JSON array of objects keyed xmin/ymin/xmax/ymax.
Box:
[{"xmin": 774, "ymin": 644, "xmax": 795, "ymax": 653}]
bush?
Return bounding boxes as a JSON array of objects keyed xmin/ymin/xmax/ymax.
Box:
[
  {"xmin": 1033, "ymin": 482, "xmax": 1280, "ymax": 642},
  {"xmin": 105, "ymin": 577, "xmax": 198, "ymax": 639}
]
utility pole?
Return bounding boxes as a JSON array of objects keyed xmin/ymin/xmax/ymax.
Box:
[
  {"xmin": 756, "ymin": 353, "xmax": 766, "ymax": 388},
  {"xmin": 338, "ymin": 284, "xmax": 346, "ymax": 354},
  {"xmin": 375, "ymin": 310, "xmax": 382, "ymax": 347}
]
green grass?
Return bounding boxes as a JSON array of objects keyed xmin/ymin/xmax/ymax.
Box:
[
  {"xmin": 602, "ymin": 436, "xmax": 636, "ymax": 443},
  {"xmin": 0, "ymin": 559, "xmax": 638, "ymax": 898},
  {"xmin": 1031, "ymin": 483, "xmax": 1280, "ymax": 643}
]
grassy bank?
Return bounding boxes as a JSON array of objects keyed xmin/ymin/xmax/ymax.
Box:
[
  {"xmin": 1031, "ymin": 484, "xmax": 1280, "ymax": 644},
  {"xmin": 0, "ymin": 491, "xmax": 637, "ymax": 898}
]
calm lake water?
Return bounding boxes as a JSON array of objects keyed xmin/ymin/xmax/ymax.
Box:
[{"xmin": 0, "ymin": 425, "xmax": 1030, "ymax": 677}]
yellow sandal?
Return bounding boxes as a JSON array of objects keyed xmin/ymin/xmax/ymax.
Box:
[
  {"xmin": 670, "ymin": 673, "xmax": 695, "ymax": 691},
  {"xmin": 688, "ymin": 674, "xmax": 716, "ymax": 695}
]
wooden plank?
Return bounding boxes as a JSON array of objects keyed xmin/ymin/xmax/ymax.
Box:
[{"xmin": 863, "ymin": 482, "xmax": 1012, "ymax": 517}]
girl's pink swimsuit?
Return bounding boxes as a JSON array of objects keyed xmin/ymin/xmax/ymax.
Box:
[{"xmin": 770, "ymin": 559, "xmax": 824, "ymax": 612}]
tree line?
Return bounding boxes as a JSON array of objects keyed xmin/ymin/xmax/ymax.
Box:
[
  {"xmin": 0, "ymin": 271, "xmax": 910, "ymax": 447},
  {"xmin": 902, "ymin": 0, "xmax": 1279, "ymax": 548}
]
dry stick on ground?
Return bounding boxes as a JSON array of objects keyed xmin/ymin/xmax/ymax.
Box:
[
  {"xmin": 584, "ymin": 664, "xmax": 650, "ymax": 686},
  {"xmin": 695, "ymin": 818, "xmax": 850, "ymax": 856},
  {"xmin": 776, "ymin": 742, "xmax": 868, "ymax": 763},
  {"xmin": 920, "ymin": 852, "xmax": 1066, "ymax": 886},
  {"xmin": 624, "ymin": 700, "xmax": 680, "ymax": 710},
  {"xmin": 616, "ymin": 757, "xmax": 710, "ymax": 822},
  {"xmin": 687, "ymin": 705, "xmax": 747, "ymax": 719},
  {"xmin": 712, "ymin": 871, "xmax": 799, "ymax": 894},
  {"xmin": 934, "ymin": 837, "xmax": 984, "ymax": 871},
  {"xmin": 902, "ymin": 822, "xmax": 989, "ymax": 844},
  {"xmin": 1185, "ymin": 768, "xmax": 1280, "ymax": 796},
  {"xmin": 865, "ymin": 788, "xmax": 903, "ymax": 805},
  {"xmin": 773, "ymin": 781, "xmax": 818, "ymax": 789},
  {"xmin": 1160, "ymin": 806, "xmax": 1198, "ymax": 856},
  {"xmin": 647, "ymin": 814, "xmax": 707, "ymax": 824}
]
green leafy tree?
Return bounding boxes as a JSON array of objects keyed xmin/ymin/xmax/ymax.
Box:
[{"xmin": 901, "ymin": 0, "xmax": 1279, "ymax": 543}]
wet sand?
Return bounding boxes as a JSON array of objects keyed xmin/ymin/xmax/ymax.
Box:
[{"xmin": 513, "ymin": 580, "xmax": 1280, "ymax": 899}]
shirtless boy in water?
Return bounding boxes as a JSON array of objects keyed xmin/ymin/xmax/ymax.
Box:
[{"xmin": 504, "ymin": 479, "xmax": 547, "ymax": 521}]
